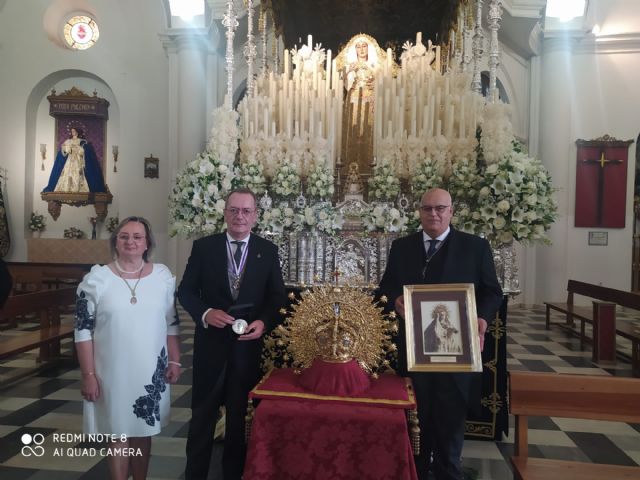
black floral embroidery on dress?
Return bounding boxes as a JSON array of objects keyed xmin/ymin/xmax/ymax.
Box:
[
  {"xmin": 132, "ymin": 346, "xmax": 168, "ymax": 426},
  {"xmin": 75, "ymin": 291, "xmax": 95, "ymax": 331},
  {"xmin": 170, "ymin": 294, "xmax": 180, "ymax": 327}
]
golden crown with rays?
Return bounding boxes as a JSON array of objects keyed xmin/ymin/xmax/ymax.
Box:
[{"xmin": 263, "ymin": 284, "xmax": 398, "ymax": 377}]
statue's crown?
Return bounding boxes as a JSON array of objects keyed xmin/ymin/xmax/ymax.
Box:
[{"xmin": 265, "ymin": 284, "xmax": 398, "ymax": 376}]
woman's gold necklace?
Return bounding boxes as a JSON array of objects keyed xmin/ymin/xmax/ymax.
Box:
[{"xmin": 118, "ymin": 265, "xmax": 143, "ymax": 305}]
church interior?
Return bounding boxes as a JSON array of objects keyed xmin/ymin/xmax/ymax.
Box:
[{"xmin": 1, "ymin": 0, "xmax": 640, "ymax": 479}]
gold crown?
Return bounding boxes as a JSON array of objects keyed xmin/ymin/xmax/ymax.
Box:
[{"xmin": 263, "ymin": 284, "xmax": 398, "ymax": 376}]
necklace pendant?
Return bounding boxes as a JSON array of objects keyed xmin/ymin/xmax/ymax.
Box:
[
  {"xmin": 130, "ymin": 296, "xmax": 137, "ymax": 305},
  {"xmin": 232, "ymin": 277, "xmax": 241, "ymax": 291}
]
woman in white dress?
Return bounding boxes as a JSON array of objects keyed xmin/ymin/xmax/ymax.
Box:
[{"xmin": 75, "ymin": 216, "xmax": 180, "ymax": 480}]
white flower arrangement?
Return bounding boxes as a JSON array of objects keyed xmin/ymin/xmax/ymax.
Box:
[
  {"xmin": 207, "ymin": 106, "xmax": 240, "ymax": 167},
  {"xmin": 402, "ymin": 135, "xmax": 427, "ymax": 176},
  {"xmin": 271, "ymin": 160, "xmax": 301, "ymax": 198},
  {"xmin": 454, "ymin": 151, "xmax": 557, "ymax": 245},
  {"xmin": 168, "ymin": 151, "xmax": 238, "ymax": 237},
  {"xmin": 479, "ymin": 102, "xmax": 513, "ymax": 165},
  {"xmin": 290, "ymin": 43, "xmax": 326, "ymax": 75},
  {"xmin": 425, "ymin": 134, "xmax": 450, "ymax": 174},
  {"xmin": 363, "ymin": 204, "xmax": 408, "ymax": 233},
  {"xmin": 28, "ymin": 212, "xmax": 46, "ymax": 232},
  {"xmin": 259, "ymin": 206, "xmax": 296, "ymax": 234},
  {"xmin": 411, "ymin": 158, "xmax": 444, "ymax": 196},
  {"xmin": 64, "ymin": 227, "xmax": 85, "ymax": 239},
  {"xmin": 239, "ymin": 158, "xmax": 267, "ymax": 195},
  {"xmin": 294, "ymin": 203, "xmax": 343, "ymax": 235},
  {"xmin": 376, "ymin": 136, "xmax": 403, "ymax": 169},
  {"xmin": 368, "ymin": 161, "xmax": 401, "ymax": 201},
  {"xmin": 306, "ymin": 163, "xmax": 335, "ymax": 199},
  {"xmin": 105, "ymin": 216, "xmax": 119, "ymax": 233},
  {"xmin": 447, "ymin": 157, "xmax": 479, "ymax": 206}
]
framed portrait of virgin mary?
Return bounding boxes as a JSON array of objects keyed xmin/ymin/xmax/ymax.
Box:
[{"xmin": 403, "ymin": 283, "xmax": 482, "ymax": 372}]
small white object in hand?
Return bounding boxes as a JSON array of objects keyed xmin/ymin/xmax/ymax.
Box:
[{"xmin": 232, "ymin": 319, "xmax": 248, "ymax": 335}]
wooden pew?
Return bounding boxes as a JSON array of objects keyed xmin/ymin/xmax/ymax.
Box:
[
  {"xmin": 545, "ymin": 280, "xmax": 640, "ymax": 373},
  {"xmin": 0, "ymin": 287, "xmax": 77, "ymax": 362},
  {"xmin": 509, "ymin": 371, "xmax": 640, "ymax": 480},
  {"xmin": 7, "ymin": 262, "xmax": 91, "ymax": 294}
]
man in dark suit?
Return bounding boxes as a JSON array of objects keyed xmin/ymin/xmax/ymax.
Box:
[
  {"xmin": 178, "ymin": 188, "xmax": 286, "ymax": 480},
  {"xmin": 379, "ymin": 188, "xmax": 503, "ymax": 480}
]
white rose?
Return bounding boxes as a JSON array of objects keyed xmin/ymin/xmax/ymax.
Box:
[
  {"xmin": 497, "ymin": 200, "xmax": 510, "ymax": 212},
  {"xmin": 493, "ymin": 217, "xmax": 506, "ymax": 229}
]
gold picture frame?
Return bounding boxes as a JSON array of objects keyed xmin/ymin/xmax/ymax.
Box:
[{"xmin": 403, "ymin": 283, "xmax": 482, "ymax": 372}]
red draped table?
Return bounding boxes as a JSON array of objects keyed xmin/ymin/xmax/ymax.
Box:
[{"xmin": 244, "ymin": 367, "xmax": 418, "ymax": 480}]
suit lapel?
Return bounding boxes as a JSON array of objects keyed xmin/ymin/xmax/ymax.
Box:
[
  {"xmin": 213, "ymin": 234, "xmax": 233, "ymax": 301},
  {"xmin": 413, "ymin": 232, "xmax": 427, "ymax": 283},
  {"xmin": 440, "ymin": 228, "xmax": 457, "ymax": 284},
  {"xmin": 235, "ymin": 234, "xmax": 260, "ymax": 304}
]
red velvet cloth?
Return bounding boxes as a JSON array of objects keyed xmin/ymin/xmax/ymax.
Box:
[
  {"xmin": 244, "ymin": 369, "xmax": 418, "ymax": 479},
  {"xmin": 297, "ymin": 359, "xmax": 371, "ymax": 396},
  {"xmin": 250, "ymin": 368, "xmax": 416, "ymax": 408}
]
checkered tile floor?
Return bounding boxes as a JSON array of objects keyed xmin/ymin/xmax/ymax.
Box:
[{"xmin": 1, "ymin": 305, "xmax": 638, "ymax": 480}]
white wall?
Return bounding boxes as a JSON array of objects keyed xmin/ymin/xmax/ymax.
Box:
[
  {"xmin": 536, "ymin": 35, "xmax": 640, "ymax": 303},
  {"xmin": 0, "ymin": 0, "xmax": 172, "ymax": 263}
]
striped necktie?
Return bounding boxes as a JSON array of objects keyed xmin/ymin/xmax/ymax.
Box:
[
  {"xmin": 426, "ymin": 239, "xmax": 439, "ymax": 259},
  {"xmin": 231, "ymin": 241, "xmax": 244, "ymax": 268}
]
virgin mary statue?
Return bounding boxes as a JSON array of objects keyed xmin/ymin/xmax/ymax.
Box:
[
  {"xmin": 43, "ymin": 127, "xmax": 106, "ymax": 193},
  {"xmin": 337, "ymin": 34, "xmax": 390, "ymax": 179}
]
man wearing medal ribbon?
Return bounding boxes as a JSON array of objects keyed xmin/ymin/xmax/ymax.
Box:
[{"xmin": 178, "ymin": 188, "xmax": 286, "ymax": 480}]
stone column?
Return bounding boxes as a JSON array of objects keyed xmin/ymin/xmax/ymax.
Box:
[{"xmin": 160, "ymin": 27, "xmax": 219, "ymax": 279}]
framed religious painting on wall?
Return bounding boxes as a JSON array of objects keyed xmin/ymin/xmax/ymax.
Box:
[
  {"xmin": 144, "ymin": 155, "xmax": 159, "ymax": 178},
  {"xmin": 403, "ymin": 283, "xmax": 482, "ymax": 372}
]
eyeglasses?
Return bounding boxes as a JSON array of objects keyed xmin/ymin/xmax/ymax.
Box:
[
  {"xmin": 117, "ymin": 235, "xmax": 146, "ymax": 242},
  {"xmin": 225, "ymin": 207, "xmax": 256, "ymax": 217},
  {"xmin": 420, "ymin": 205, "xmax": 450, "ymax": 214}
]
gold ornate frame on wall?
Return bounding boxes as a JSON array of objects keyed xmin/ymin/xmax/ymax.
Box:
[{"xmin": 40, "ymin": 87, "xmax": 113, "ymax": 220}]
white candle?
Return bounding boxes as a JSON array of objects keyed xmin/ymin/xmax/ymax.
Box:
[
  {"xmin": 326, "ymin": 49, "xmax": 332, "ymax": 91},
  {"xmin": 284, "ymin": 49, "xmax": 290, "ymax": 78},
  {"xmin": 386, "ymin": 48, "xmax": 392, "ymax": 73},
  {"xmin": 411, "ymin": 95, "xmax": 417, "ymax": 136},
  {"xmin": 308, "ymin": 34, "xmax": 312, "ymax": 49},
  {"xmin": 331, "ymin": 59, "xmax": 337, "ymax": 91},
  {"xmin": 417, "ymin": 32, "xmax": 422, "ymax": 45}
]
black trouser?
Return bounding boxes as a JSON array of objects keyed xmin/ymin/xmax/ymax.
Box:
[
  {"xmin": 185, "ymin": 340, "xmax": 262, "ymax": 480},
  {"xmin": 411, "ymin": 372, "xmax": 470, "ymax": 480}
]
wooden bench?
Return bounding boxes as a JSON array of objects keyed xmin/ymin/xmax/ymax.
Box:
[
  {"xmin": 545, "ymin": 280, "xmax": 640, "ymax": 373},
  {"xmin": 0, "ymin": 287, "xmax": 77, "ymax": 362},
  {"xmin": 509, "ymin": 371, "xmax": 640, "ymax": 480},
  {"xmin": 7, "ymin": 262, "xmax": 91, "ymax": 294}
]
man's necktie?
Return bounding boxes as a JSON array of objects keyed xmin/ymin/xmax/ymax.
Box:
[
  {"xmin": 231, "ymin": 241, "xmax": 244, "ymax": 268},
  {"xmin": 426, "ymin": 239, "xmax": 439, "ymax": 259}
]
